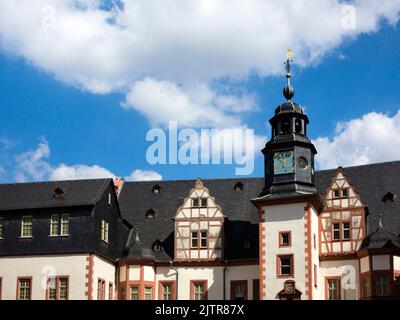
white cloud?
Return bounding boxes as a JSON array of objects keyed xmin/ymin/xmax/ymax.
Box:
[
  {"xmin": 0, "ymin": 1, "xmax": 399, "ymax": 127},
  {"xmin": 123, "ymin": 78, "xmax": 255, "ymax": 128},
  {"xmin": 13, "ymin": 139, "xmax": 162, "ymax": 182},
  {"xmin": 50, "ymin": 164, "xmax": 115, "ymax": 181},
  {"xmin": 314, "ymin": 110, "xmax": 400, "ymax": 170},
  {"xmin": 125, "ymin": 169, "xmax": 162, "ymax": 181}
]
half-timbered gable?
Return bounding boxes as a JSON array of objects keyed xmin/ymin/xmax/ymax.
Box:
[
  {"xmin": 319, "ymin": 168, "xmax": 366, "ymax": 256},
  {"xmin": 174, "ymin": 179, "xmax": 224, "ymax": 261}
]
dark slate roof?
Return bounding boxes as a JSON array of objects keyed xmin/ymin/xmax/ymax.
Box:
[
  {"xmin": 119, "ymin": 161, "xmax": 400, "ymax": 261},
  {"xmin": 360, "ymin": 227, "xmax": 400, "ymax": 249},
  {"xmin": 315, "ymin": 161, "xmax": 400, "ymax": 236},
  {"xmin": 118, "ymin": 178, "xmax": 262, "ymax": 262},
  {"xmin": 0, "ymin": 179, "xmax": 112, "ymax": 211}
]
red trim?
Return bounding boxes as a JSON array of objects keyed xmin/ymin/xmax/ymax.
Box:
[
  {"xmin": 109, "ymin": 282, "xmax": 113, "ymax": 300},
  {"xmin": 97, "ymin": 278, "xmax": 106, "ymax": 300},
  {"xmin": 252, "ymin": 279, "xmax": 259, "ymax": 300},
  {"xmin": 278, "ymin": 231, "xmax": 292, "ymax": 248},
  {"xmin": 16, "ymin": 277, "xmax": 32, "ymax": 300},
  {"xmin": 45, "ymin": 276, "xmax": 69, "ymax": 300},
  {"xmin": 313, "ymin": 264, "xmax": 317, "ymax": 288},
  {"xmin": 85, "ymin": 254, "xmax": 94, "ymax": 300},
  {"xmin": 190, "ymin": 280, "xmax": 208, "ymax": 300},
  {"xmin": 158, "ymin": 281, "xmax": 176, "ymax": 300},
  {"xmin": 230, "ymin": 280, "xmax": 248, "ymax": 300}
]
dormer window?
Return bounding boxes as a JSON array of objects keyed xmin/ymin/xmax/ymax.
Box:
[
  {"xmin": 192, "ymin": 198, "xmax": 207, "ymax": 208},
  {"xmin": 146, "ymin": 209, "xmax": 156, "ymax": 219},
  {"xmin": 333, "ymin": 189, "xmax": 348, "ymax": 199},
  {"xmin": 234, "ymin": 182, "xmax": 244, "ymax": 191},
  {"xmin": 382, "ymin": 192, "xmax": 396, "ymax": 202},
  {"xmin": 152, "ymin": 185, "xmax": 161, "ymax": 194},
  {"xmin": 152, "ymin": 240, "xmax": 162, "ymax": 252},
  {"xmin": 244, "ymin": 240, "xmax": 251, "ymax": 249},
  {"xmin": 53, "ymin": 187, "xmax": 65, "ymax": 200}
]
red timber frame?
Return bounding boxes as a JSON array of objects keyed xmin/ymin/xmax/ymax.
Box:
[
  {"xmin": 230, "ymin": 280, "xmax": 248, "ymax": 300},
  {"xmin": 119, "ymin": 262, "xmax": 156, "ymax": 300},
  {"xmin": 190, "ymin": 280, "xmax": 208, "ymax": 300},
  {"xmin": 319, "ymin": 168, "xmax": 366, "ymax": 258},
  {"xmin": 158, "ymin": 281, "xmax": 176, "ymax": 300}
]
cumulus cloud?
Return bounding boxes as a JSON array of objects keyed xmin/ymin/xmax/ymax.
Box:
[
  {"xmin": 123, "ymin": 78, "xmax": 256, "ymax": 128},
  {"xmin": 314, "ymin": 111, "xmax": 400, "ymax": 170},
  {"xmin": 13, "ymin": 139, "xmax": 162, "ymax": 182},
  {"xmin": 0, "ymin": 0, "xmax": 399, "ymax": 127},
  {"xmin": 125, "ymin": 169, "xmax": 162, "ymax": 181}
]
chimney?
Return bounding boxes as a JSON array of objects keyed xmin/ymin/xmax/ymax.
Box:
[{"xmin": 113, "ymin": 178, "xmax": 124, "ymax": 197}]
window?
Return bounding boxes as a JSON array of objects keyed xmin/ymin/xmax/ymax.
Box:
[
  {"xmin": 161, "ymin": 283, "xmax": 173, "ymax": 300},
  {"xmin": 253, "ymin": 279, "xmax": 260, "ymax": 300},
  {"xmin": 375, "ymin": 275, "xmax": 389, "ymax": 297},
  {"xmin": 191, "ymin": 281, "xmax": 207, "ymax": 300},
  {"xmin": 17, "ymin": 278, "xmax": 31, "ymax": 300},
  {"xmin": 295, "ymin": 119, "xmax": 302, "ymax": 134},
  {"xmin": 342, "ymin": 222, "xmax": 350, "ymax": 240},
  {"xmin": 362, "ymin": 276, "xmax": 370, "ymax": 298},
  {"xmin": 153, "ymin": 241, "xmax": 162, "ymax": 252},
  {"xmin": 130, "ymin": 286, "xmax": 139, "ymax": 300},
  {"xmin": 61, "ymin": 214, "xmax": 69, "ymax": 235},
  {"xmin": 120, "ymin": 287, "xmax": 126, "ymax": 300},
  {"xmin": 234, "ymin": 182, "xmax": 244, "ymax": 191},
  {"xmin": 59, "ymin": 278, "xmax": 68, "ymax": 300},
  {"xmin": 244, "ymin": 240, "xmax": 251, "ymax": 249},
  {"xmin": 230, "ymin": 281, "xmax": 247, "ymax": 300},
  {"xmin": 277, "ymin": 255, "xmax": 293, "ymax": 277},
  {"xmin": 146, "ymin": 209, "xmax": 156, "ymax": 219},
  {"xmin": 21, "ymin": 216, "xmax": 32, "ymax": 238},
  {"xmin": 97, "ymin": 279, "xmax": 106, "ymax": 300},
  {"xmin": 314, "ymin": 265, "xmax": 317, "ymax": 288},
  {"xmin": 101, "ymin": 219, "xmax": 109, "ymax": 243},
  {"xmin": 279, "ymin": 231, "xmax": 291, "ymax": 247},
  {"xmin": 108, "ymin": 193, "xmax": 112, "ymax": 206},
  {"xmin": 200, "ymin": 231, "xmax": 207, "ymax": 248},
  {"xmin": 313, "ymin": 233, "xmax": 316, "ymax": 250},
  {"xmin": 109, "ymin": 283, "xmax": 113, "ymax": 300},
  {"xmin": 332, "ymin": 223, "xmax": 340, "ymax": 241},
  {"xmin": 152, "ymin": 184, "xmax": 161, "ymax": 194},
  {"xmin": 0, "ymin": 217, "xmax": 3, "ymax": 239},
  {"xmin": 144, "ymin": 287, "xmax": 153, "ymax": 300},
  {"xmin": 192, "ymin": 198, "xmax": 207, "ymax": 208},
  {"xmin": 333, "ymin": 190, "xmax": 340, "ymax": 199},
  {"xmin": 281, "ymin": 118, "xmax": 291, "ymax": 133},
  {"xmin": 191, "ymin": 231, "xmax": 198, "ymax": 248},
  {"xmin": 48, "ymin": 277, "xmax": 69, "ymax": 300},
  {"xmin": 50, "ymin": 215, "xmax": 59, "ymax": 236},
  {"xmin": 342, "ymin": 189, "xmax": 348, "ymax": 198},
  {"xmin": 326, "ymin": 278, "xmax": 340, "ymax": 300}
]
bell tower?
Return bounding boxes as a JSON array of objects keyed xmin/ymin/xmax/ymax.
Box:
[
  {"xmin": 252, "ymin": 50, "xmax": 323, "ymax": 300},
  {"xmin": 261, "ymin": 50, "xmax": 317, "ymax": 196}
]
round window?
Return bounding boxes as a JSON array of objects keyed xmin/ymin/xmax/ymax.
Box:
[{"xmin": 298, "ymin": 157, "xmax": 308, "ymax": 169}]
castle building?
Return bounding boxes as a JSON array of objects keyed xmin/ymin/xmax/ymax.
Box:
[{"xmin": 0, "ymin": 57, "xmax": 399, "ymax": 300}]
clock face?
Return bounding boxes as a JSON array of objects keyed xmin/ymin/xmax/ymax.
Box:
[
  {"xmin": 298, "ymin": 157, "xmax": 308, "ymax": 169},
  {"xmin": 273, "ymin": 151, "xmax": 294, "ymax": 175}
]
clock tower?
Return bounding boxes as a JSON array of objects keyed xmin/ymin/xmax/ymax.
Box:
[
  {"xmin": 261, "ymin": 51, "xmax": 317, "ymax": 197},
  {"xmin": 252, "ymin": 51, "xmax": 323, "ymax": 300}
]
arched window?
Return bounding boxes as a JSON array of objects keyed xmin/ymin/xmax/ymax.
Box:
[
  {"xmin": 234, "ymin": 182, "xmax": 244, "ymax": 191},
  {"xmin": 152, "ymin": 185, "xmax": 161, "ymax": 194},
  {"xmin": 53, "ymin": 187, "xmax": 65, "ymax": 199},
  {"xmin": 281, "ymin": 118, "xmax": 291, "ymax": 134},
  {"xmin": 295, "ymin": 119, "xmax": 302, "ymax": 134},
  {"xmin": 152, "ymin": 240, "xmax": 162, "ymax": 252}
]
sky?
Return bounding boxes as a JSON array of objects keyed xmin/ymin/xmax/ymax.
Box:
[{"xmin": 0, "ymin": 0, "xmax": 400, "ymax": 183}]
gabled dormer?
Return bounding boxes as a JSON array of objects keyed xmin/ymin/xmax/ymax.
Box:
[
  {"xmin": 319, "ymin": 168, "xmax": 366, "ymax": 256},
  {"xmin": 174, "ymin": 179, "xmax": 224, "ymax": 261}
]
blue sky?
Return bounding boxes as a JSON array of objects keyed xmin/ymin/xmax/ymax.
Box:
[{"xmin": 0, "ymin": 1, "xmax": 400, "ymax": 183}]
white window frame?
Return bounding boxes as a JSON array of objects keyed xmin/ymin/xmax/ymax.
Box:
[
  {"xmin": 50, "ymin": 215, "xmax": 59, "ymax": 236},
  {"xmin": 342, "ymin": 222, "xmax": 351, "ymax": 240},
  {"xmin": 60, "ymin": 214, "xmax": 69, "ymax": 236},
  {"xmin": 101, "ymin": 219, "xmax": 109, "ymax": 243},
  {"xmin": 200, "ymin": 230, "xmax": 208, "ymax": 248},
  {"xmin": 21, "ymin": 216, "xmax": 33, "ymax": 238}
]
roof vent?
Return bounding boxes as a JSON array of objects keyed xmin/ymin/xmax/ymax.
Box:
[
  {"xmin": 382, "ymin": 192, "xmax": 396, "ymax": 203},
  {"xmin": 234, "ymin": 182, "xmax": 244, "ymax": 191},
  {"xmin": 152, "ymin": 240, "xmax": 162, "ymax": 252},
  {"xmin": 53, "ymin": 187, "xmax": 65, "ymax": 200},
  {"xmin": 146, "ymin": 209, "xmax": 156, "ymax": 219},
  {"xmin": 152, "ymin": 184, "xmax": 161, "ymax": 194}
]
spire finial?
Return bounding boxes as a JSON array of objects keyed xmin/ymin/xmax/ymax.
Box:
[
  {"xmin": 378, "ymin": 214, "xmax": 384, "ymax": 230},
  {"xmin": 283, "ymin": 49, "xmax": 295, "ymax": 101},
  {"xmin": 135, "ymin": 227, "xmax": 140, "ymax": 242}
]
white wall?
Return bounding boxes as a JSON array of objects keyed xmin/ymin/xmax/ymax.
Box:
[
  {"xmin": 310, "ymin": 205, "xmax": 320, "ymax": 300},
  {"xmin": 262, "ymin": 202, "xmax": 307, "ymax": 300},
  {"xmin": 92, "ymin": 255, "xmax": 116, "ymax": 300},
  {"xmin": 318, "ymin": 260, "xmax": 359, "ymax": 300},
  {"xmin": 360, "ymin": 256, "xmax": 369, "ymax": 273},
  {"xmin": 0, "ymin": 254, "xmax": 87, "ymax": 300},
  {"xmin": 394, "ymin": 255, "xmax": 400, "ymax": 271},
  {"xmin": 225, "ymin": 265, "xmax": 259, "ymax": 300}
]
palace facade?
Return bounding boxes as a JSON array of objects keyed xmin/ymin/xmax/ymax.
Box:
[{"xmin": 0, "ymin": 59, "xmax": 399, "ymax": 300}]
